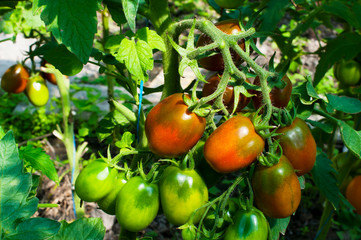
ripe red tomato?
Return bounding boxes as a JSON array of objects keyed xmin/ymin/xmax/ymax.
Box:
[
  {"xmin": 346, "ymin": 175, "xmax": 361, "ymax": 215},
  {"xmin": 145, "ymin": 93, "xmax": 206, "ymax": 157},
  {"xmin": 40, "ymin": 60, "xmax": 57, "ymax": 85},
  {"xmin": 252, "ymin": 75, "xmax": 292, "ymax": 109},
  {"xmin": 202, "ymin": 74, "xmax": 250, "ymax": 112},
  {"xmin": 276, "ymin": 118, "xmax": 316, "ymax": 176},
  {"xmin": 159, "ymin": 166, "xmax": 208, "ymax": 226},
  {"xmin": 1, "ymin": 64, "xmax": 29, "ymax": 93},
  {"xmin": 252, "ymin": 155, "xmax": 301, "ymax": 218},
  {"xmin": 204, "ymin": 115, "xmax": 264, "ymax": 173},
  {"xmin": 196, "ymin": 19, "xmax": 246, "ymax": 72}
]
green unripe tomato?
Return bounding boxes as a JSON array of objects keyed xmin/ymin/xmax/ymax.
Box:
[
  {"xmin": 25, "ymin": 76, "xmax": 49, "ymax": 107},
  {"xmin": 159, "ymin": 166, "xmax": 208, "ymax": 226},
  {"xmin": 75, "ymin": 160, "xmax": 118, "ymax": 202},
  {"xmin": 334, "ymin": 59, "xmax": 361, "ymax": 86},
  {"xmin": 97, "ymin": 172, "xmax": 127, "ymax": 215},
  {"xmin": 116, "ymin": 176, "xmax": 159, "ymax": 232},
  {"xmin": 224, "ymin": 207, "xmax": 268, "ymax": 240},
  {"xmin": 215, "ymin": 0, "xmax": 243, "ymax": 9}
]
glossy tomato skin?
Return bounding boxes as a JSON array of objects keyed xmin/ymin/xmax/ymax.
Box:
[
  {"xmin": 159, "ymin": 166, "xmax": 208, "ymax": 226},
  {"xmin": 215, "ymin": 0, "xmax": 243, "ymax": 9},
  {"xmin": 196, "ymin": 20, "xmax": 246, "ymax": 72},
  {"xmin": 1, "ymin": 64, "xmax": 29, "ymax": 93},
  {"xmin": 252, "ymin": 76, "xmax": 292, "ymax": 109},
  {"xmin": 334, "ymin": 59, "xmax": 361, "ymax": 86},
  {"xmin": 224, "ymin": 207, "xmax": 268, "ymax": 240},
  {"xmin": 25, "ymin": 76, "xmax": 50, "ymax": 107},
  {"xmin": 204, "ymin": 115, "xmax": 264, "ymax": 173},
  {"xmin": 346, "ymin": 175, "xmax": 361, "ymax": 215},
  {"xmin": 116, "ymin": 176, "xmax": 159, "ymax": 232},
  {"xmin": 145, "ymin": 93, "xmax": 206, "ymax": 157},
  {"xmin": 97, "ymin": 172, "xmax": 127, "ymax": 215},
  {"xmin": 252, "ymin": 155, "xmax": 301, "ymax": 218},
  {"xmin": 75, "ymin": 160, "xmax": 118, "ymax": 202},
  {"xmin": 41, "ymin": 60, "xmax": 57, "ymax": 85},
  {"xmin": 276, "ymin": 118, "xmax": 316, "ymax": 176},
  {"xmin": 202, "ymin": 74, "xmax": 250, "ymax": 112}
]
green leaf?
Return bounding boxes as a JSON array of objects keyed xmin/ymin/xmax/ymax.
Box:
[
  {"xmin": 7, "ymin": 218, "xmax": 60, "ymax": 240},
  {"xmin": 121, "ymin": 0, "xmax": 139, "ymax": 33},
  {"xmin": 258, "ymin": 0, "xmax": 290, "ymax": 33},
  {"xmin": 115, "ymin": 132, "xmax": 135, "ymax": 149},
  {"xmin": 116, "ymin": 38, "xmax": 153, "ymax": 82},
  {"xmin": 326, "ymin": 94, "xmax": 361, "ymax": 114},
  {"xmin": 322, "ymin": 1, "xmax": 361, "ymax": 29},
  {"xmin": 49, "ymin": 218, "xmax": 105, "ymax": 240},
  {"xmin": 314, "ymin": 32, "xmax": 361, "ymax": 86},
  {"xmin": 35, "ymin": 0, "xmax": 99, "ymax": 64},
  {"xmin": 0, "ymin": 131, "xmax": 60, "ymax": 237},
  {"xmin": 306, "ymin": 119, "xmax": 334, "ymax": 134},
  {"xmin": 311, "ymin": 152, "xmax": 340, "ymax": 208},
  {"xmin": 19, "ymin": 145, "xmax": 59, "ymax": 184},
  {"xmin": 105, "ymin": 35, "xmax": 124, "ymax": 53},
  {"xmin": 338, "ymin": 120, "xmax": 361, "ymax": 159},
  {"xmin": 0, "ymin": 126, "xmax": 5, "ymax": 139},
  {"xmin": 136, "ymin": 27, "xmax": 166, "ymax": 52},
  {"xmin": 292, "ymin": 78, "xmax": 320, "ymax": 105},
  {"xmin": 268, "ymin": 217, "xmax": 290, "ymax": 240}
]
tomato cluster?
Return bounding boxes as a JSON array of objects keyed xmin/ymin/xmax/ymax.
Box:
[{"xmin": 1, "ymin": 61, "xmax": 54, "ymax": 107}]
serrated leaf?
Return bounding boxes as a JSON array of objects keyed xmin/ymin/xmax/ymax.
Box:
[
  {"xmin": 0, "ymin": 131, "xmax": 60, "ymax": 237},
  {"xmin": 121, "ymin": 0, "xmax": 139, "ymax": 33},
  {"xmin": 326, "ymin": 94, "xmax": 361, "ymax": 114},
  {"xmin": 136, "ymin": 27, "xmax": 166, "ymax": 52},
  {"xmin": 268, "ymin": 217, "xmax": 290, "ymax": 240},
  {"xmin": 258, "ymin": 0, "xmax": 289, "ymax": 33},
  {"xmin": 311, "ymin": 151, "xmax": 340, "ymax": 208},
  {"xmin": 35, "ymin": 0, "xmax": 99, "ymax": 64},
  {"xmin": 116, "ymin": 38, "xmax": 153, "ymax": 82},
  {"xmin": 338, "ymin": 120, "xmax": 361, "ymax": 159},
  {"xmin": 314, "ymin": 32, "xmax": 361, "ymax": 86},
  {"xmin": 292, "ymin": 78, "xmax": 320, "ymax": 105},
  {"xmin": 104, "ymin": 35, "xmax": 124, "ymax": 53},
  {"xmin": 115, "ymin": 132, "xmax": 135, "ymax": 149},
  {"xmin": 322, "ymin": 1, "xmax": 361, "ymax": 29},
  {"xmin": 20, "ymin": 145, "xmax": 59, "ymax": 184},
  {"xmin": 49, "ymin": 218, "xmax": 105, "ymax": 240}
]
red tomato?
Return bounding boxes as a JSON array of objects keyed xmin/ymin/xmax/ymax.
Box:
[
  {"xmin": 145, "ymin": 93, "xmax": 206, "ymax": 157},
  {"xmin": 1, "ymin": 64, "xmax": 29, "ymax": 93},
  {"xmin": 204, "ymin": 115, "xmax": 264, "ymax": 173},
  {"xmin": 196, "ymin": 19, "xmax": 246, "ymax": 72},
  {"xmin": 252, "ymin": 155, "xmax": 301, "ymax": 218},
  {"xmin": 276, "ymin": 118, "xmax": 316, "ymax": 176},
  {"xmin": 202, "ymin": 74, "xmax": 250, "ymax": 112},
  {"xmin": 346, "ymin": 175, "xmax": 361, "ymax": 215},
  {"xmin": 252, "ymin": 76, "xmax": 292, "ymax": 109}
]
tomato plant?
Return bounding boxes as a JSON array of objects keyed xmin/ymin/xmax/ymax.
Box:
[
  {"xmin": 1, "ymin": 64, "xmax": 29, "ymax": 93},
  {"xmin": 115, "ymin": 176, "xmax": 159, "ymax": 232},
  {"xmin": 215, "ymin": 0, "xmax": 243, "ymax": 9},
  {"xmin": 25, "ymin": 75, "xmax": 50, "ymax": 107},
  {"xmin": 97, "ymin": 172, "xmax": 127, "ymax": 215},
  {"xmin": 204, "ymin": 115, "xmax": 264, "ymax": 173},
  {"xmin": 275, "ymin": 118, "xmax": 316, "ymax": 176},
  {"xmin": 334, "ymin": 59, "xmax": 361, "ymax": 86},
  {"xmin": 75, "ymin": 160, "xmax": 118, "ymax": 202},
  {"xmin": 202, "ymin": 74, "xmax": 250, "ymax": 112},
  {"xmin": 252, "ymin": 76, "xmax": 292, "ymax": 109},
  {"xmin": 145, "ymin": 93, "xmax": 206, "ymax": 157},
  {"xmin": 345, "ymin": 175, "xmax": 361, "ymax": 215},
  {"xmin": 196, "ymin": 19, "xmax": 246, "ymax": 72},
  {"xmin": 224, "ymin": 207, "xmax": 268, "ymax": 240},
  {"xmin": 252, "ymin": 155, "xmax": 301, "ymax": 219},
  {"xmin": 159, "ymin": 166, "xmax": 208, "ymax": 226}
]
